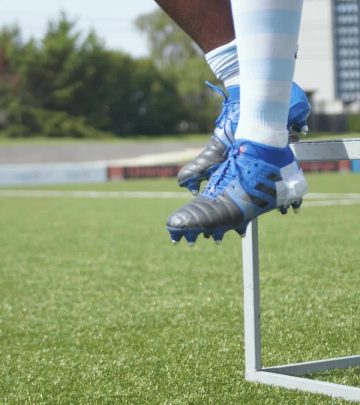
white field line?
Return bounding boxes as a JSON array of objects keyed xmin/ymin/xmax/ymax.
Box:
[
  {"xmin": 0, "ymin": 190, "xmax": 190, "ymax": 199},
  {"xmin": 1, "ymin": 190, "xmax": 360, "ymax": 209},
  {"xmin": 304, "ymin": 199, "xmax": 360, "ymax": 207},
  {"xmin": 306, "ymin": 192, "xmax": 360, "ymax": 200}
]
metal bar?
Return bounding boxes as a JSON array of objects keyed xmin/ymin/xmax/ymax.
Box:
[
  {"xmin": 254, "ymin": 371, "xmax": 360, "ymax": 402},
  {"xmin": 241, "ymin": 139, "xmax": 360, "ymax": 399},
  {"xmin": 290, "ymin": 138, "xmax": 360, "ymax": 161},
  {"xmin": 242, "ymin": 219, "xmax": 262, "ymax": 378},
  {"xmin": 262, "ymin": 355, "xmax": 360, "ymax": 376}
]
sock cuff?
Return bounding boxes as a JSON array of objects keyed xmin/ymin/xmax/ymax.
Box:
[
  {"xmin": 205, "ymin": 39, "xmax": 237, "ymax": 60},
  {"xmin": 205, "ymin": 39, "xmax": 239, "ymax": 85}
]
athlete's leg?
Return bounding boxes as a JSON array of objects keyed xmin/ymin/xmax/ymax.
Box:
[
  {"xmin": 167, "ymin": 0, "xmax": 308, "ymax": 246},
  {"xmin": 155, "ymin": 0, "xmax": 310, "ymax": 195},
  {"xmin": 153, "ymin": 0, "xmax": 234, "ymax": 53},
  {"xmin": 232, "ymin": 0, "xmax": 303, "ymax": 147}
]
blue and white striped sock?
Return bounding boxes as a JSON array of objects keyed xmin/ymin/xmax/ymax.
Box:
[{"xmin": 231, "ymin": 0, "xmax": 304, "ymax": 147}]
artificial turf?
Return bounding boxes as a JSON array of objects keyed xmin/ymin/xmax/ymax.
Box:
[{"xmin": 0, "ymin": 173, "xmax": 359, "ymax": 404}]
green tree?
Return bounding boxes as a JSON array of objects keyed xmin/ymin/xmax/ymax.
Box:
[
  {"xmin": 18, "ymin": 14, "xmax": 104, "ymax": 112},
  {"xmin": 1, "ymin": 11, "xmax": 216, "ymax": 138},
  {"xmin": 136, "ymin": 10, "xmax": 200, "ymax": 70},
  {"xmin": 0, "ymin": 26, "xmax": 23, "ymax": 124},
  {"xmin": 0, "ymin": 16, "xmax": 113, "ymax": 137},
  {"xmin": 136, "ymin": 9, "xmax": 222, "ymax": 133}
]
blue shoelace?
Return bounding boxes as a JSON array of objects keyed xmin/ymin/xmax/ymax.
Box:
[
  {"xmin": 205, "ymin": 81, "xmax": 238, "ymax": 130},
  {"xmin": 204, "ymin": 146, "xmax": 240, "ymax": 197}
]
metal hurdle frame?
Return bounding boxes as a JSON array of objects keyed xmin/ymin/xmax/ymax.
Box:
[{"xmin": 242, "ymin": 139, "xmax": 360, "ymax": 402}]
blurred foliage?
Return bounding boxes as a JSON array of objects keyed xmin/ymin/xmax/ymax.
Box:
[
  {"xmin": 349, "ymin": 114, "xmax": 360, "ymax": 133},
  {"xmin": 0, "ymin": 10, "xmax": 220, "ymax": 138},
  {"xmin": 136, "ymin": 10, "xmax": 220, "ymax": 133}
]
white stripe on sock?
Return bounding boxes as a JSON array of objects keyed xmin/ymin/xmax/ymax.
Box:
[
  {"xmin": 237, "ymin": 34, "xmax": 298, "ymax": 60},
  {"xmin": 234, "ymin": 0, "xmax": 304, "ymax": 12},
  {"xmin": 239, "ymin": 80, "xmax": 295, "ymax": 102}
]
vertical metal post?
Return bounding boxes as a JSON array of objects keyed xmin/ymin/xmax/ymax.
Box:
[
  {"xmin": 238, "ymin": 140, "xmax": 360, "ymax": 400},
  {"xmin": 242, "ymin": 218, "xmax": 262, "ymax": 379}
]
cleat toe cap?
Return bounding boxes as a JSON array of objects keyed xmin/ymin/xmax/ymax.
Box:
[{"xmin": 167, "ymin": 213, "xmax": 186, "ymax": 228}]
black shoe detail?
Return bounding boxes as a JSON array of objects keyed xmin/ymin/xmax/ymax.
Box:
[
  {"xmin": 247, "ymin": 194, "xmax": 269, "ymax": 208},
  {"xmin": 267, "ymin": 172, "xmax": 282, "ymax": 182},
  {"xmin": 255, "ymin": 183, "xmax": 277, "ymax": 198}
]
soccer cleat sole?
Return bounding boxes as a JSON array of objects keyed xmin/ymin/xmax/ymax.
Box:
[
  {"xmin": 167, "ymin": 223, "xmax": 248, "ymax": 246},
  {"xmin": 168, "ymin": 197, "xmax": 304, "ymax": 246}
]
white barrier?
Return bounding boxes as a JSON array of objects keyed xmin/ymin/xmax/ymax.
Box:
[
  {"xmin": 0, "ymin": 162, "xmax": 108, "ymax": 186},
  {"xmin": 242, "ymin": 138, "xmax": 360, "ymax": 402}
]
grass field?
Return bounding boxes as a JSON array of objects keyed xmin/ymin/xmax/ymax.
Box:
[{"xmin": 0, "ymin": 173, "xmax": 360, "ymax": 404}]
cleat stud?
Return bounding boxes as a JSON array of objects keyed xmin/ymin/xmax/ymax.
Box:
[
  {"xmin": 186, "ymin": 181, "xmax": 200, "ymax": 195},
  {"xmin": 187, "ymin": 242, "xmax": 195, "ymax": 247},
  {"xmin": 169, "ymin": 231, "xmax": 182, "ymax": 242},
  {"xmin": 279, "ymin": 205, "xmax": 288, "ymax": 215},
  {"xmin": 291, "ymin": 199, "xmax": 302, "ymax": 214},
  {"xmin": 211, "ymin": 230, "xmax": 224, "ymax": 244},
  {"xmin": 301, "ymin": 125, "xmax": 309, "ymax": 135},
  {"xmin": 184, "ymin": 231, "xmax": 199, "ymax": 245},
  {"xmin": 235, "ymin": 228, "xmax": 246, "ymax": 238},
  {"xmin": 180, "ymin": 178, "xmax": 200, "ymax": 195}
]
